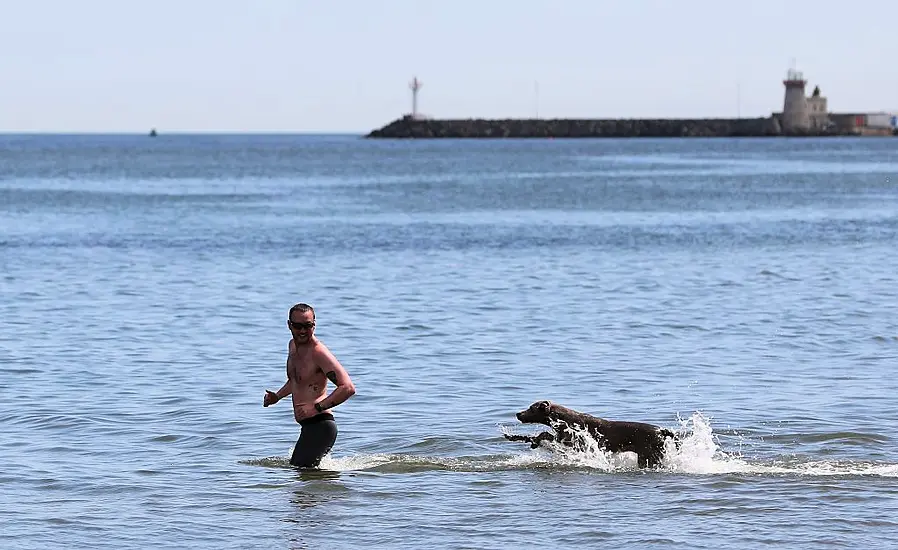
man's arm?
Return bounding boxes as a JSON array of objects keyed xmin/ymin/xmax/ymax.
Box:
[
  {"xmin": 263, "ymin": 342, "xmax": 295, "ymax": 407},
  {"xmin": 274, "ymin": 379, "xmax": 292, "ymax": 399},
  {"xmin": 264, "ymin": 379, "xmax": 292, "ymax": 407},
  {"xmin": 313, "ymin": 345, "xmax": 356, "ymax": 412}
]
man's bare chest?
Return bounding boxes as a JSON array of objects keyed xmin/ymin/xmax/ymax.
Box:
[{"xmin": 288, "ymin": 351, "xmax": 322, "ymax": 382}]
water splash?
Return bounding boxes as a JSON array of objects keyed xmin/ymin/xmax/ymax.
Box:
[
  {"xmin": 662, "ymin": 411, "xmax": 746, "ymax": 474},
  {"xmin": 498, "ymin": 411, "xmax": 898, "ymax": 477}
]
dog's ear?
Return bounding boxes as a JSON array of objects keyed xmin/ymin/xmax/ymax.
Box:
[{"xmin": 538, "ymin": 400, "xmax": 551, "ymax": 412}]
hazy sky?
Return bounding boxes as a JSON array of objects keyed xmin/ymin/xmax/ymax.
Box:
[{"xmin": 0, "ymin": 0, "xmax": 894, "ymax": 132}]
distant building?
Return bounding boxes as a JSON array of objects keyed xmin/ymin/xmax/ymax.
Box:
[
  {"xmin": 781, "ymin": 68, "xmax": 812, "ymax": 133},
  {"xmin": 775, "ymin": 67, "xmax": 895, "ymax": 135},
  {"xmin": 806, "ymin": 86, "xmax": 828, "ymax": 130},
  {"xmin": 829, "ymin": 113, "xmax": 867, "ymax": 134},
  {"xmin": 829, "ymin": 112, "xmax": 896, "ymax": 136}
]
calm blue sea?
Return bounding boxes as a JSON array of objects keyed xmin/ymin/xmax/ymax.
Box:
[{"xmin": 2, "ymin": 134, "xmax": 897, "ymax": 549}]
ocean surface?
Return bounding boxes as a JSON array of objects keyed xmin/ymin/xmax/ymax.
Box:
[{"xmin": 2, "ymin": 133, "xmax": 897, "ymax": 549}]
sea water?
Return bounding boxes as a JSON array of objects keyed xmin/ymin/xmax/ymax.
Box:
[{"xmin": 2, "ymin": 134, "xmax": 897, "ymax": 548}]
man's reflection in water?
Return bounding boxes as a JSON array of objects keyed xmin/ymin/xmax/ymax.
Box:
[{"xmin": 282, "ymin": 469, "xmax": 350, "ymax": 549}]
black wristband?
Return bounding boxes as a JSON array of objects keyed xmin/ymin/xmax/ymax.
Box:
[{"xmin": 314, "ymin": 402, "xmax": 324, "ymax": 413}]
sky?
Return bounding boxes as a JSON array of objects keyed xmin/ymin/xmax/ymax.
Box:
[{"xmin": 0, "ymin": 0, "xmax": 895, "ymax": 133}]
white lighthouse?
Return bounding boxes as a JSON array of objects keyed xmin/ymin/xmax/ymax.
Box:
[
  {"xmin": 409, "ymin": 76, "xmax": 423, "ymax": 120},
  {"xmin": 782, "ymin": 68, "xmax": 810, "ymax": 133}
]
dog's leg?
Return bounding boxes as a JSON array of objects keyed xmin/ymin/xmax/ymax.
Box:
[
  {"xmin": 555, "ymin": 426, "xmax": 575, "ymax": 446},
  {"xmin": 530, "ymin": 431, "xmax": 556, "ymax": 448},
  {"xmin": 503, "ymin": 432, "xmax": 556, "ymax": 448},
  {"xmin": 638, "ymin": 446, "xmax": 665, "ymax": 469}
]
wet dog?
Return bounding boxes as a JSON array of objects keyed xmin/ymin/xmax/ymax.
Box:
[{"xmin": 504, "ymin": 400, "xmax": 679, "ymax": 468}]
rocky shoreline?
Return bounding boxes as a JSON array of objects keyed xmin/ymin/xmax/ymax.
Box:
[{"xmin": 366, "ymin": 115, "xmax": 861, "ymax": 139}]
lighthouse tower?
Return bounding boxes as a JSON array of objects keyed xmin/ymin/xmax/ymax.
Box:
[
  {"xmin": 782, "ymin": 68, "xmax": 810, "ymax": 134},
  {"xmin": 409, "ymin": 77, "xmax": 422, "ymax": 119}
]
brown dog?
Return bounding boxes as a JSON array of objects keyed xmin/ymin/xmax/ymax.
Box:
[{"xmin": 504, "ymin": 400, "xmax": 679, "ymax": 468}]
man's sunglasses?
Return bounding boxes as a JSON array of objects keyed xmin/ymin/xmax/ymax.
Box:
[{"xmin": 289, "ymin": 320, "xmax": 315, "ymax": 330}]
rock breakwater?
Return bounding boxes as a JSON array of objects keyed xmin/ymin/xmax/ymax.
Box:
[{"xmin": 366, "ymin": 115, "xmax": 857, "ymax": 138}]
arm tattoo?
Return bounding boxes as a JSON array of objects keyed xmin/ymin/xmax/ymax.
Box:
[{"xmin": 326, "ymin": 371, "xmax": 337, "ymax": 384}]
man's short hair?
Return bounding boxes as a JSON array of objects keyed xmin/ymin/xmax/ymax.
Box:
[{"xmin": 289, "ymin": 302, "xmax": 315, "ymax": 321}]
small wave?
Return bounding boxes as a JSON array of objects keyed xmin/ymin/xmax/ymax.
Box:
[
  {"xmin": 241, "ymin": 451, "xmax": 898, "ymax": 479},
  {"xmin": 758, "ymin": 269, "xmax": 801, "ymax": 281},
  {"xmin": 761, "ymin": 430, "xmax": 892, "ymax": 446},
  {"xmin": 240, "ymin": 456, "xmax": 295, "ymax": 469},
  {"xmin": 799, "ymin": 432, "xmax": 890, "ymax": 445},
  {"xmin": 744, "ymin": 459, "xmax": 898, "ymax": 477},
  {"xmin": 240, "ymin": 451, "xmax": 549, "ymax": 473}
]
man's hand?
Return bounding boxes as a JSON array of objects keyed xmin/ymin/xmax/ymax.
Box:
[
  {"xmin": 263, "ymin": 390, "xmax": 279, "ymax": 407},
  {"xmin": 293, "ymin": 403, "xmax": 318, "ymax": 423}
]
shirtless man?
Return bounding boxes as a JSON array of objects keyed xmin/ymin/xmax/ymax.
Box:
[{"xmin": 263, "ymin": 303, "xmax": 356, "ymax": 468}]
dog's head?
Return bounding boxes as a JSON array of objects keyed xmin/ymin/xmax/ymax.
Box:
[{"xmin": 515, "ymin": 400, "xmax": 557, "ymax": 425}]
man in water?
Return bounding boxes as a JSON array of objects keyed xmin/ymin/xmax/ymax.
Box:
[{"xmin": 263, "ymin": 303, "xmax": 356, "ymax": 468}]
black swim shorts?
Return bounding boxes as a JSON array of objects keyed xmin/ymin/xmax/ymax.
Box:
[{"xmin": 290, "ymin": 412, "xmax": 338, "ymax": 468}]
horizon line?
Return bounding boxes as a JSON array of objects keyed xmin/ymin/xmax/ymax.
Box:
[{"xmin": 0, "ymin": 130, "xmax": 368, "ymax": 135}]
